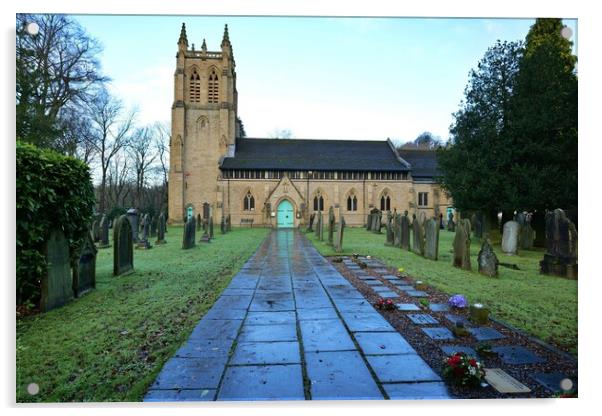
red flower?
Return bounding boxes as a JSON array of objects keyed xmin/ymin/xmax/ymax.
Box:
[
  {"xmin": 469, "ymin": 359, "xmax": 477, "ymax": 367},
  {"xmin": 448, "ymin": 355, "xmax": 462, "ymax": 366}
]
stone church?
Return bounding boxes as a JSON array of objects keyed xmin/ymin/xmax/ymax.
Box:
[{"xmin": 168, "ymin": 24, "xmax": 452, "ymax": 227}]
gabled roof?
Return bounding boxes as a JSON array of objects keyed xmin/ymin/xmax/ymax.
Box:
[
  {"xmin": 220, "ymin": 138, "xmax": 411, "ymax": 172},
  {"xmin": 397, "ymin": 149, "xmax": 441, "ymax": 180}
]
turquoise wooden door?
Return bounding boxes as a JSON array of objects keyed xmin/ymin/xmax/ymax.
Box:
[{"xmin": 277, "ymin": 200, "xmax": 294, "ymax": 228}]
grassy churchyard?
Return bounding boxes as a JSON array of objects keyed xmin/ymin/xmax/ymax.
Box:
[
  {"xmin": 16, "ymin": 226, "xmax": 269, "ymax": 402},
  {"xmin": 306, "ymin": 227, "xmax": 577, "ymax": 356}
]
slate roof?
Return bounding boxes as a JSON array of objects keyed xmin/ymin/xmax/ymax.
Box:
[
  {"xmin": 397, "ymin": 149, "xmax": 441, "ymax": 180},
  {"xmin": 220, "ymin": 138, "xmax": 411, "ymax": 172}
]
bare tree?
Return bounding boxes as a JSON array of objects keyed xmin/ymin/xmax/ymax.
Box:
[
  {"xmin": 128, "ymin": 126, "xmax": 158, "ymax": 209},
  {"xmin": 85, "ymin": 88, "xmax": 136, "ymax": 213},
  {"xmin": 106, "ymin": 150, "xmax": 132, "ymax": 208},
  {"xmin": 154, "ymin": 122, "xmax": 170, "ymax": 213}
]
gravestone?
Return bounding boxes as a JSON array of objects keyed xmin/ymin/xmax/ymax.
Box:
[
  {"xmin": 40, "ymin": 229, "xmax": 73, "ymax": 312},
  {"xmin": 126, "ymin": 208, "xmax": 139, "ymax": 242},
  {"xmin": 452, "ymin": 219, "xmax": 472, "ymax": 270},
  {"xmin": 393, "ymin": 213, "xmax": 402, "ymax": 248},
  {"xmin": 501, "ymin": 221, "xmax": 520, "ymax": 255},
  {"xmin": 315, "ymin": 211, "xmax": 322, "ymax": 240},
  {"xmin": 98, "ymin": 214, "xmax": 110, "ymax": 248},
  {"xmin": 447, "ymin": 212, "xmax": 455, "ymax": 232},
  {"xmin": 439, "ymin": 213, "xmax": 445, "ymax": 230},
  {"xmin": 411, "ymin": 216, "xmax": 425, "ymax": 256},
  {"xmin": 202, "ymin": 203, "xmax": 210, "ymax": 219},
  {"xmin": 471, "ymin": 213, "xmax": 483, "ymax": 239},
  {"xmin": 221, "ymin": 216, "xmax": 226, "ymax": 234},
  {"xmin": 91, "ymin": 219, "xmax": 100, "ymax": 242},
  {"xmin": 155, "ymin": 212, "xmax": 167, "ymax": 244},
  {"xmin": 182, "ymin": 216, "xmax": 196, "ymax": 249},
  {"xmin": 327, "ymin": 206, "xmax": 335, "ymax": 245},
  {"xmin": 334, "ymin": 215, "xmax": 346, "ymax": 253},
  {"xmin": 385, "ymin": 211, "xmax": 394, "ymax": 246},
  {"xmin": 477, "ymin": 240, "xmax": 499, "ymax": 277},
  {"xmin": 401, "ymin": 213, "xmax": 411, "ymax": 251},
  {"xmin": 209, "ymin": 216, "xmax": 214, "ymax": 239},
  {"xmin": 113, "ymin": 214, "xmax": 134, "ymax": 276},
  {"xmin": 517, "ymin": 213, "xmax": 534, "ymax": 250},
  {"xmin": 226, "ymin": 214, "xmax": 232, "ymax": 232},
  {"xmin": 196, "ymin": 214, "xmax": 202, "ymax": 231},
  {"xmin": 307, "ymin": 213, "xmax": 315, "ymax": 232},
  {"xmin": 136, "ymin": 213, "xmax": 153, "ymax": 249},
  {"xmin": 540, "ymin": 208, "xmax": 578, "ymax": 279},
  {"xmin": 424, "ymin": 218, "xmax": 439, "ymax": 260},
  {"xmin": 73, "ymin": 232, "xmax": 97, "ymax": 297},
  {"xmin": 372, "ymin": 212, "xmax": 382, "ymax": 233},
  {"xmin": 150, "ymin": 215, "xmax": 157, "ymax": 238}
]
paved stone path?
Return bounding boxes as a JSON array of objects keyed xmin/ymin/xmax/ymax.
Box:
[{"xmin": 144, "ymin": 230, "xmax": 451, "ymax": 401}]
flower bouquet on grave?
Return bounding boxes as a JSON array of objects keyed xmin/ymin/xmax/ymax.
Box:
[
  {"xmin": 442, "ymin": 352, "xmax": 486, "ymax": 387},
  {"xmin": 396, "ymin": 267, "xmax": 408, "ymax": 278},
  {"xmin": 374, "ymin": 298, "xmax": 396, "ymax": 311},
  {"xmin": 475, "ymin": 343, "xmax": 498, "ymax": 358},
  {"xmin": 448, "ymin": 294, "xmax": 468, "ymax": 309}
]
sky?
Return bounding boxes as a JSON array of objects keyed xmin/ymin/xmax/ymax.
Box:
[{"xmin": 73, "ymin": 15, "xmax": 578, "ymax": 144}]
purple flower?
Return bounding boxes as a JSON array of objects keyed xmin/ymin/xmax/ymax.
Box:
[{"xmin": 448, "ymin": 294, "xmax": 468, "ymax": 308}]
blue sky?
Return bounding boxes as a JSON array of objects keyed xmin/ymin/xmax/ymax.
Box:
[{"xmin": 74, "ymin": 15, "xmax": 577, "ymax": 143}]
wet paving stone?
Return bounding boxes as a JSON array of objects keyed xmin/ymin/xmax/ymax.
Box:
[
  {"xmin": 150, "ymin": 356, "xmax": 228, "ymax": 390},
  {"xmin": 440, "ymin": 345, "xmax": 478, "ymax": 357},
  {"xmin": 492, "ymin": 346, "xmax": 545, "ymax": 365},
  {"xmin": 211, "ymin": 295, "xmax": 253, "ymax": 310},
  {"xmin": 245, "ymin": 311, "xmax": 296, "ymax": 325},
  {"xmin": 383, "ymin": 382, "xmax": 451, "ymax": 400},
  {"xmin": 395, "ymin": 303, "xmax": 420, "ymax": 311},
  {"xmin": 295, "ymin": 296, "xmax": 333, "ymax": 309},
  {"xmin": 202, "ymin": 306, "xmax": 247, "ymax": 320},
  {"xmin": 354, "ymin": 331, "xmax": 417, "ymax": 355},
  {"xmin": 429, "ymin": 303, "xmax": 450, "ymax": 312},
  {"xmin": 406, "ymin": 314, "xmax": 439, "ymax": 325},
  {"xmin": 372, "ymin": 268, "xmax": 390, "ymax": 274},
  {"xmin": 189, "ymin": 319, "xmax": 242, "ymax": 341},
  {"xmin": 249, "ymin": 292, "xmax": 295, "ymax": 312},
  {"xmin": 299, "ymin": 318, "xmax": 356, "ymax": 352},
  {"xmin": 339, "ymin": 311, "xmax": 395, "ymax": 332},
  {"xmin": 221, "ymin": 288, "xmax": 256, "ymax": 296},
  {"xmin": 366, "ymin": 354, "xmax": 442, "ymax": 383},
  {"xmin": 238, "ymin": 323, "xmax": 298, "ymax": 342},
  {"xmin": 144, "ymin": 388, "xmax": 216, "ymax": 401},
  {"xmin": 217, "ymin": 364, "xmax": 305, "ymax": 401},
  {"xmin": 381, "ymin": 275, "xmax": 400, "ymax": 281},
  {"xmin": 421, "ymin": 327, "xmax": 455, "ymax": 340},
  {"xmin": 373, "ymin": 291, "xmax": 399, "ymax": 299},
  {"xmin": 305, "ymin": 350, "xmax": 383, "ymax": 400},
  {"xmin": 175, "ymin": 338, "xmax": 233, "ymax": 359},
  {"xmin": 227, "ymin": 278, "xmax": 259, "ymax": 289},
  {"xmin": 230, "ymin": 341, "xmax": 301, "ymax": 365},
  {"xmin": 296, "ymin": 307, "xmax": 339, "ymax": 321},
  {"xmin": 468, "ymin": 327, "xmax": 506, "ymax": 341}
]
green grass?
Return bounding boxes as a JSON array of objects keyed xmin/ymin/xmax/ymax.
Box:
[
  {"xmin": 16, "ymin": 226, "xmax": 269, "ymax": 402},
  {"xmin": 307, "ymin": 228, "xmax": 577, "ymax": 356}
]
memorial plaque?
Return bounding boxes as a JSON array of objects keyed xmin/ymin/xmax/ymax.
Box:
[{"xmin": 484, "ymin": 368, "xmax": 531, "ymax": 393}]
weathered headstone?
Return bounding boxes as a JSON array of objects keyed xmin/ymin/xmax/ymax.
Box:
[
  {"xmin": 317, "ymin": 212, "xmax": 324, "ymax": 241},
  {"xmin": 453, "ymin": 219, "xmax": 472, "ymax": 271},
  {"xmin": 150, "ymin": 215, "xmax": 157, "ymax": 238},
  {"xmin": 113, "ymin": 215, "xmax": 134, "ymax": 276},
  {"xmin": 412, "ymin": 216, "xmax": 425, "ymax": 256},
  {"xmin": 209, "ymin": 216, "xmax": 214, "ymax": 239},
  {"xmin": 501, "ymin": 221, "xmax": 520, "ymax": 255},
  {"xmin": 226, "ymin": 214, "xmax": 231, "ymax": 232},
  {"xmin": 182, "ymin": 216, "xmax": 196, "ymax": 249},
  {"xmin": 136, "ymin": 213, "xmax": 153, "ymax": 249},
  {"xmin": 540, "ymin": 208, "xmax": 578, "ymax": 279},
  {"xmin": 334, "ymin": 215, "xmax": 346, "ymax": 253},
  {"xmin": 385, "ymin": 211, "xmax": 394, "ymax": 246},
  {"xmin": 220, "ymin": 216, "xmax": 226, "ymax": 234},
  {"xmin": 373, "ymin": 212, "xmax": 382, "ymax": 233},
  {"xmin": 393, "ymin": 213, "xmax": 402, "ymax": 247},
  {"xmin": 327, "ymin": 206, "xmax": 335, "ymax": 245},
  {"xmin": 40, "ymin": 229, "xmax": 73, "ymax": 312},
  {"xmin": 517, "ymin": 213, "xmax": 534, "ymax": 250},
  {"xmin": 447, "ymin": 212, "xmax": 455, "ymax": 232},
  {"xmin": 307, "ymin": 213, "xmax": 315, "ymax": 232},
  {"xmin": 477, "ymin": 240, "xmax": 499, "ymax": 277},
  {"xmin": 155, "ymin": 212, "xmax": 167, "ymax": 244},
  {"xmin": 98, "ymin": 214, "xmax": 110, "ymax": 248},
  {"xmin": 424, "ymin": 218, "xmax": 439, "ymax": 260},
  {"xmin": 471, "ymin": 213, "xmax": 483, "ymax": 239},
  {"xmin": 73, "ymin": 232, "xmax": 97, "ymax": 297},
  {"xmin": 91, "ymin": 219, "xmax": 100, "ymax": 242},
  {"xmin": 401, "ymin": 213, "xmax": 411, "ymax": 251},
  {"xmin": 366, "ymin": 212, "xmax": 373, "ymax": 230},
  {"xmin": 126, "ymin": 208, "xmax": 139, "ymax": 242},
  {"xmin": 196, "ymin": 214, "xmax": 202, "ymax": 231}
]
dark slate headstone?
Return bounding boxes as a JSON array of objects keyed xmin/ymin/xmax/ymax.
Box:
[
  {"xmin": 40, "ymin": 229, "xmax": 73, "ymax": 312},
  {"xmin": 468, "ymin": 327, "xmax": 505, "ymax": 341},
  {"xmin": 492, "ymin": 346, "xmax": 545, "ymax": 365},
  {"xmin": 307, "ymin": 213, "xmax": 315, "ymax": 232},
  {"xmin": 317, "ymin": 211, "xmax": 324, "ymax": 241},
  {"xmin": 519, "ymin": 217, "xmax": 534, "ymax": 250},
  {"xmin": 334, "ymin": 215, "xmax": 346, "ymax": 253},
  {"xmin": 91, "ymin": 219, "xmax": 100, "ymax": 242},
  {"xmin": 471, "ymin": 213, "xmax": 483, "ymax": 239},
  {"xmin": 411, "ymin": 217, "xmax": 425, "ymax": 256},
  {"xmin": 393, "ymin": 213, "xmax": 402, "ymax": 248},
  {"xmin": 477, "ymin": 240, "xmax": 499, "ymax": 277},
  {"xmin": 396, "ymin": 303, "xmax": 421, "ymax": 311},
  {"xmin": 372, "ymin": 211, "xmax": 382, "ymax": 233},
  {"xmin": 202, "ymin": 203, "xmax": 210, "ymax": 219},
  {"xmin": 150, "ymin": 215, "xmax": 157, "ymax": 238},
  {"xmin": 182, "ymin": 216, "xmax": 196, "ymax": 249},
  {"xmin": 156, "ymin": 212, "xmax": 167, "ymax": 244},
  {"xmin": 452, "ymin": 218, "xmax": 471, "ymax": 271},
  {"xmin": 113, "ymin": 214, "xmax": 134, "ymax": 276},
  {"xmin": 540, "ymin": 208, "xmax": 578, "ymax": 279},
  {"xmin": 327, "ymin": 206, "xmax": 335, "ymax": 245},
  {"xmin": 196, "ymin": 214, "xmax": 202, "ymax": 231},
  {"xmin": 447, "ymin": 212, "xmax": 455, "ymax": 232},
  {"xmin": 209, "ymin": 216, "xmax": 214, "ymax": 239},
  {"xmin": 401, "ymin": 213, "xmax": 411, "ymax": 251},
  {"xmin": 220, "ymin": 216, "xmax": 226, "ymax": 234},
  {"xmin": 529, "ymin": 372, "xmax": 577, "ymax": 393},
  {"xmin": 429, "ymin": 303, "xmax": 450, "ymax": 312},
  {"xmin": 424, "ymin": 217, "xmax": 439, "ymax": 260},
  {"xmin": 421, "ymin": 327, "xmax": 454, "ymax": 340},
  {"xmin": 126, "ymin": 208, "xmax": 139, "ymax": 242},
  {"xmin": 385, "ymin": 211, "xmax": 394, "ymax": 246},
  {"xmin": 407, "ymin": 314, "xmax": 439, "ymax": 325},
  {"xmin": 440, "ymin": 345, "xmax": 478, "ymax": 357},
  {"xmin": 73, "ymin": 232, "xmax": 97, "ymax": 297},
  {"xmin": 98, "ymin": 214, "xmax": 110, "ymax": 248}
]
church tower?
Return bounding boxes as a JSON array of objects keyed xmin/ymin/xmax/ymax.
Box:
[{"xmin": 169, "ymin": 23, "xmax": 238, "ymax": 223}]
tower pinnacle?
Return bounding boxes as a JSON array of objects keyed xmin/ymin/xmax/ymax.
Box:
[
  {"xmin": 221, "ymin": 24, "xmax": 230, "ymax": 47},
  {"xmin": 178, "ymin": 23, "xmax": 188, "ymax": 47}
]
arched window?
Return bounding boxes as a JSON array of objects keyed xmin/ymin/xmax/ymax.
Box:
[
  {"xmin": 380, "ymin": 192, "xmax": 391, "ymax": 211},
  {"xmin": 313, "ymin": 191, "xmax": 324, "ymax": 212},
  {"xmin": 244, "ymin": 191, "xmax": 255, "ymax": 211},
  {"xmin": 189, "ymin": 69, "xmax": 201, "ymax": 103},
  {"xmin": 208, "ymin": 68, "xmax": 219, "ymax": 104},
  {"xmin": 347, "ymin": 194, "xmax": 358, "ymax": 211}
]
